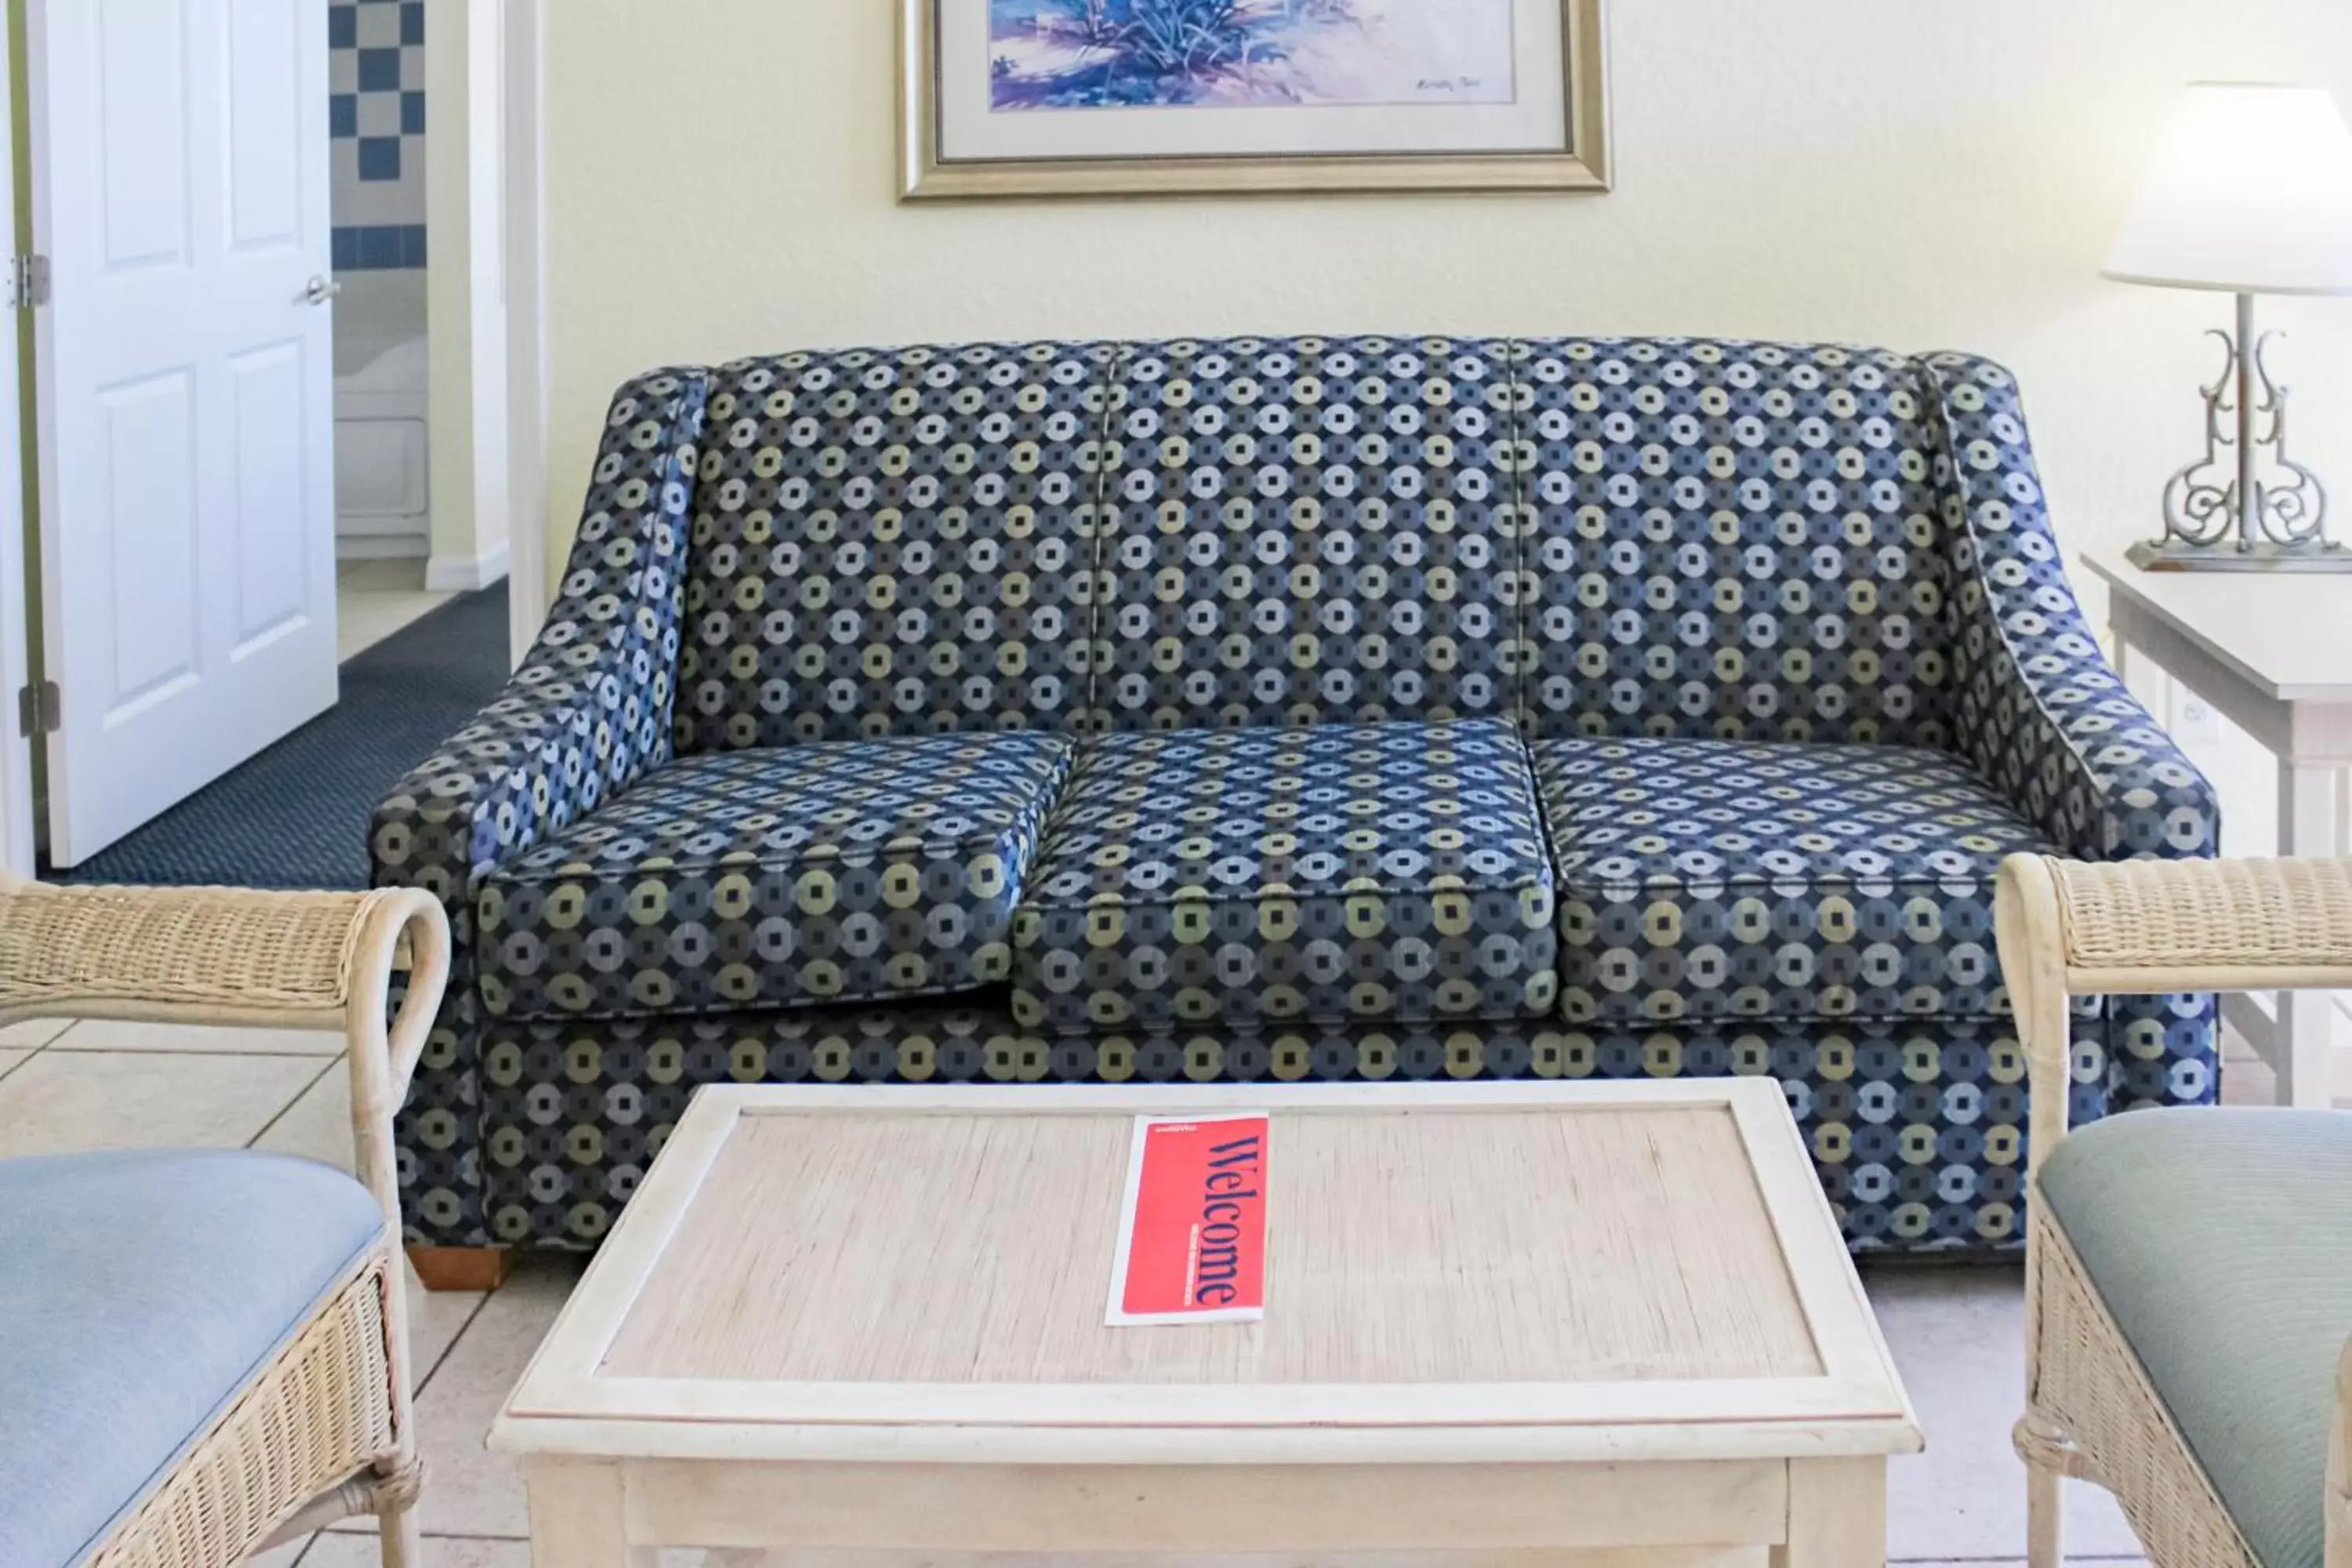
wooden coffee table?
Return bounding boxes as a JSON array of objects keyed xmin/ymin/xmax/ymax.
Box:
[{"xmin": 492, "ymin": 1081, "xmax": 1921, "ymax": 1566}]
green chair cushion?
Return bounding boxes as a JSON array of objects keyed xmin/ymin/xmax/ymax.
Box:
[{"xmin": 2039, "ymin": 1107, "xmax": 2352, "ymax": 1568}]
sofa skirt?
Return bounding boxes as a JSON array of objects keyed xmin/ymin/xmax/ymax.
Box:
[{"xmin": 445, "ymin": 993, "xmax": 2218, "ymax": 1255}]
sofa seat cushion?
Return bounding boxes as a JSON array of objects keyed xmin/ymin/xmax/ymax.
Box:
[
  {"xmin": 1012, "ymin": 719, "xmax": 1559, "ymax": 1034},
  {"xmin": 1534, "ymin": 736, "xmax": 2060, "ymax": 1026},
  {"xmin": 0, "ymin": 1150, "xmax": 385, "ymax": 1568},
  {"xmin": 478, "ymin": 732, "xmax": 1076, "ymax": 1021},
  {"xmin": 2038, "ymin": 1109, "xmax": 2352, "ymax": 1568}
]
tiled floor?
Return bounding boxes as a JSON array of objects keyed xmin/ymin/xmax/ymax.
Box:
[
  {"xmin": 0, "ymin": 1019, "xmax": 2292, "ymax": 1568},
  {"xmin": 338, "ymin": 557, "xmax": 459, "ymax": 662}
]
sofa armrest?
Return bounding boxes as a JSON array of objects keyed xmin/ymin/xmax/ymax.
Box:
[
  {"xmin": 367, "ymin": 365, "xmax": 707, "ymax": 1247},
  {"xmin": 371, "ymin": 366, "xmax": 710, "ymax": 902},
  {"xmin": 1921, "ymin": 353, "xmax": 2220, "ymax": 866}
]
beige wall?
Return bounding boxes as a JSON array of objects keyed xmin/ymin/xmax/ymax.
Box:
[{"xmin": 543, "ymin": 0, "xmax": 2352, "ymax": 623}]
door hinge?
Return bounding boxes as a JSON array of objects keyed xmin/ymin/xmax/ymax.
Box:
[
  {"xmin": 8, "ymin": 255, "xmax": 49, "ymax": 310},
  {"xmin": 16, "ymin": 680, "xmax": 59, "ymax": 738}
]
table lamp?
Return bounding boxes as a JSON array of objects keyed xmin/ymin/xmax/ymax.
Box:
[{"xmin": 2106, "ymin": 82, "xmax": 2352, "ymax": 572}]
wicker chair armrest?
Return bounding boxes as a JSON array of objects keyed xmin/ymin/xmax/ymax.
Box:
[
  {"xmin": 0, "ymin": 880, "xmax": 452, "ymax": 1171},
  {"xmin": 1999, "ymin": 854, "xmax": 2352, "ymax": 1174},
  {"xmin": 2013, "ymin": 855, "xmax": 2352, "ymax": 992}
]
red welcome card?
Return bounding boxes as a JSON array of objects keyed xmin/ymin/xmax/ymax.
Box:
[{"xmin": 1106, "ymin": 1113, "xmax": 1270, "ymax": 1326}]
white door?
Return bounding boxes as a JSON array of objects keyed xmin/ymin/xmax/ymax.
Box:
[
  {"xmin": 27, "ymin": 0, "xmax": 339, "ymax": 866},
  {"xmin": 0, "ymin": 6, "xmax": 36, "ymax": 877}
]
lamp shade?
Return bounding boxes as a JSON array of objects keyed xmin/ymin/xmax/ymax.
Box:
[{"xmin": 2104, "ymin": 82, "xmax": 2352, "ymax": 296}]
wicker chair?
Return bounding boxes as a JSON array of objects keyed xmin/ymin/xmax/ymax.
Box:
[
  {"xmin": 0, "ymin": 877, "xmax": 449, "ymax": 1568},
  {"xmin": 1998, "ymin": 855, "xmax": 2352, "ymax": 1568}
]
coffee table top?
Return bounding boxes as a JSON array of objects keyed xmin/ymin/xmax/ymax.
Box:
[{"xmin": 492, "ymin": 1081, "xmax": 1920, "ymax": 1465}]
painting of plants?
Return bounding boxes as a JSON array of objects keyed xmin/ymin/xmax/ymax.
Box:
[{"xmin": 988, "ymin": 0, "xmax": 1519, "ymax": 111}]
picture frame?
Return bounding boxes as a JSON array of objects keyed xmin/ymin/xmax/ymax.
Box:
[{"xmin": 898, "ymin": 0, "xmax": 1610, "ymax": 200}]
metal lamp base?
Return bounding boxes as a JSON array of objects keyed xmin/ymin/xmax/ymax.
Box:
[
  {"xmin": 2128, "ymin": 538, "xmax": 2352, "ymax": 573},
  {"xmin": 2132, "ymin": 292, "xmax": 2340, "ymax": 574}
]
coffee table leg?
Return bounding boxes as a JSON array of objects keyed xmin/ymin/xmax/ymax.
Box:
[
  {"xmin": 525, "ymin": 1457, "xmax": 655, "ymax": 1568},
  {"xmin": 1775, "ymin": 1457, "xmax": 1888, "ymax": 1568}
]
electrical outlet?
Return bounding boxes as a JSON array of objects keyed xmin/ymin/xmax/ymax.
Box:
[{"xmin": 2172, "ymin": 688, "xmax": 2223, "ymax": 746}]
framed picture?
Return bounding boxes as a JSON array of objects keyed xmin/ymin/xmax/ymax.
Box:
[{"xmin": 898, "ymin": 0, "xmax": 1610, "ymax": 199}]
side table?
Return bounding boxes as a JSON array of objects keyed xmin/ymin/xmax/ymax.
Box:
[{"xmin": 2084, "ymin": 551, "xmax": 2352, "ymax": 1106}]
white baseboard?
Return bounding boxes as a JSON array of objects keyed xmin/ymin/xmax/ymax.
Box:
[
  {"xmin": 425, "ymin": 539, "xmax": 511, "ymax": 593},
  {"xmin": 336, "ymin": 532, "xmax": 431, "ymax": 561}
]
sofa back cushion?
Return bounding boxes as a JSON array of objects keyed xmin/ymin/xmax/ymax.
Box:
[
  {"xmin": 669, "ymin": 336, "xmax": 1965, "ymax": 746},
  {"xmin": 1516, "ymin": 339, "xmax": 1955, "ymax": 747},
  {"xmin": 1095, "ymin": 336, "xmax": 1521, "ymax": 731},
  {"xmin": 677, "ymin": 342, "xmax": 1114, "ymax": 749}
]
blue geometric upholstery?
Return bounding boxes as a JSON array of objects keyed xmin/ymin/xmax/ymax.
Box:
[
  {"xmin": 374, "ymin": 366, "xmax": 710, "ymax": 1246},
  {"xmin": 1557, "ymin": 1013, "xmax": 2109, "ymax": 1250},
  {"xmin": 678, "ymin": 343, "xmax": 1115, "ymax": 747},
  {"xmin": 1011, "ymin": 719, "xmax": 1556, "ymax": 1034},
  {"xmin": 1516, "ymin": 339, "xmax": 1953, "ymax": 746},
  {"xmin": 0, "ymin": 1152, "xmax": 385, "ymax": 1568},
  {"xmin": 1925, "ymin": 353, "xmax": 2219, "ymax": 863},
  {"xmin": 1534, "ymin": 736, "xmax": 2062, "ymax": 1025},
  {"xmin": 378, "ymin": 336, "xmax": 2222, "ymax": 1259},
  {"xmin": 1922, "ymin": 352, "xmax": 2224, "ymax": 1132},
  {"xmin": 477, "ymin": 732, "xmax": 1076, "ymax": 1022},
  {"xmin": 1099, "ymin": 337, "xmax": 1520, "ymax": 729},
  {"xmin": 477, "ymin": 1007, "xmax": 1577, "ymax": 1243},
  {"xmin": 476, "ymin": 1004, "xmax": 2103, "ymax": 1252}
]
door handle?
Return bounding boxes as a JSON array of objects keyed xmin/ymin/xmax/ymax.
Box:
[{"xmin": 302, "ymin": 275, "xmax": 343, "ymax": 307}]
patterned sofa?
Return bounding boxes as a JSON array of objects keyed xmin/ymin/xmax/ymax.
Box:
[{"xmin": 372, "ymin": 336, "xmax": 2220, "ymax": 1262}]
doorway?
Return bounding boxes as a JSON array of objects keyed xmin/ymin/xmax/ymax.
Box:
[
  {"xmin": 330, "ymin": 0, "xmax": 450, "ymax": 658},
  {"xmin": 0, "ymin": 0, "xmax": 544, "ymax": 880}
]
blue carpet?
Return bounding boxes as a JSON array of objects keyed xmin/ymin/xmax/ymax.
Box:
[{"xmin": 53, "ymin": 584, "xmax": 510, "ymax": 891}]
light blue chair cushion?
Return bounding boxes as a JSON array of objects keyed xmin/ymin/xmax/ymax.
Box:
[
  {"xmin": 0, "ymin": 1150, "xmax": 386, "ymax": 1568},
  {"xmin": 2039, "ymin": 1108, "xmax": 2352, "ymax": 1568}
]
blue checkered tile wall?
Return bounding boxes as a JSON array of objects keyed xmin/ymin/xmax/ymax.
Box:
[{"xmin": 329, "ymin": 0, "xmax": 426, "ymax": 272}]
